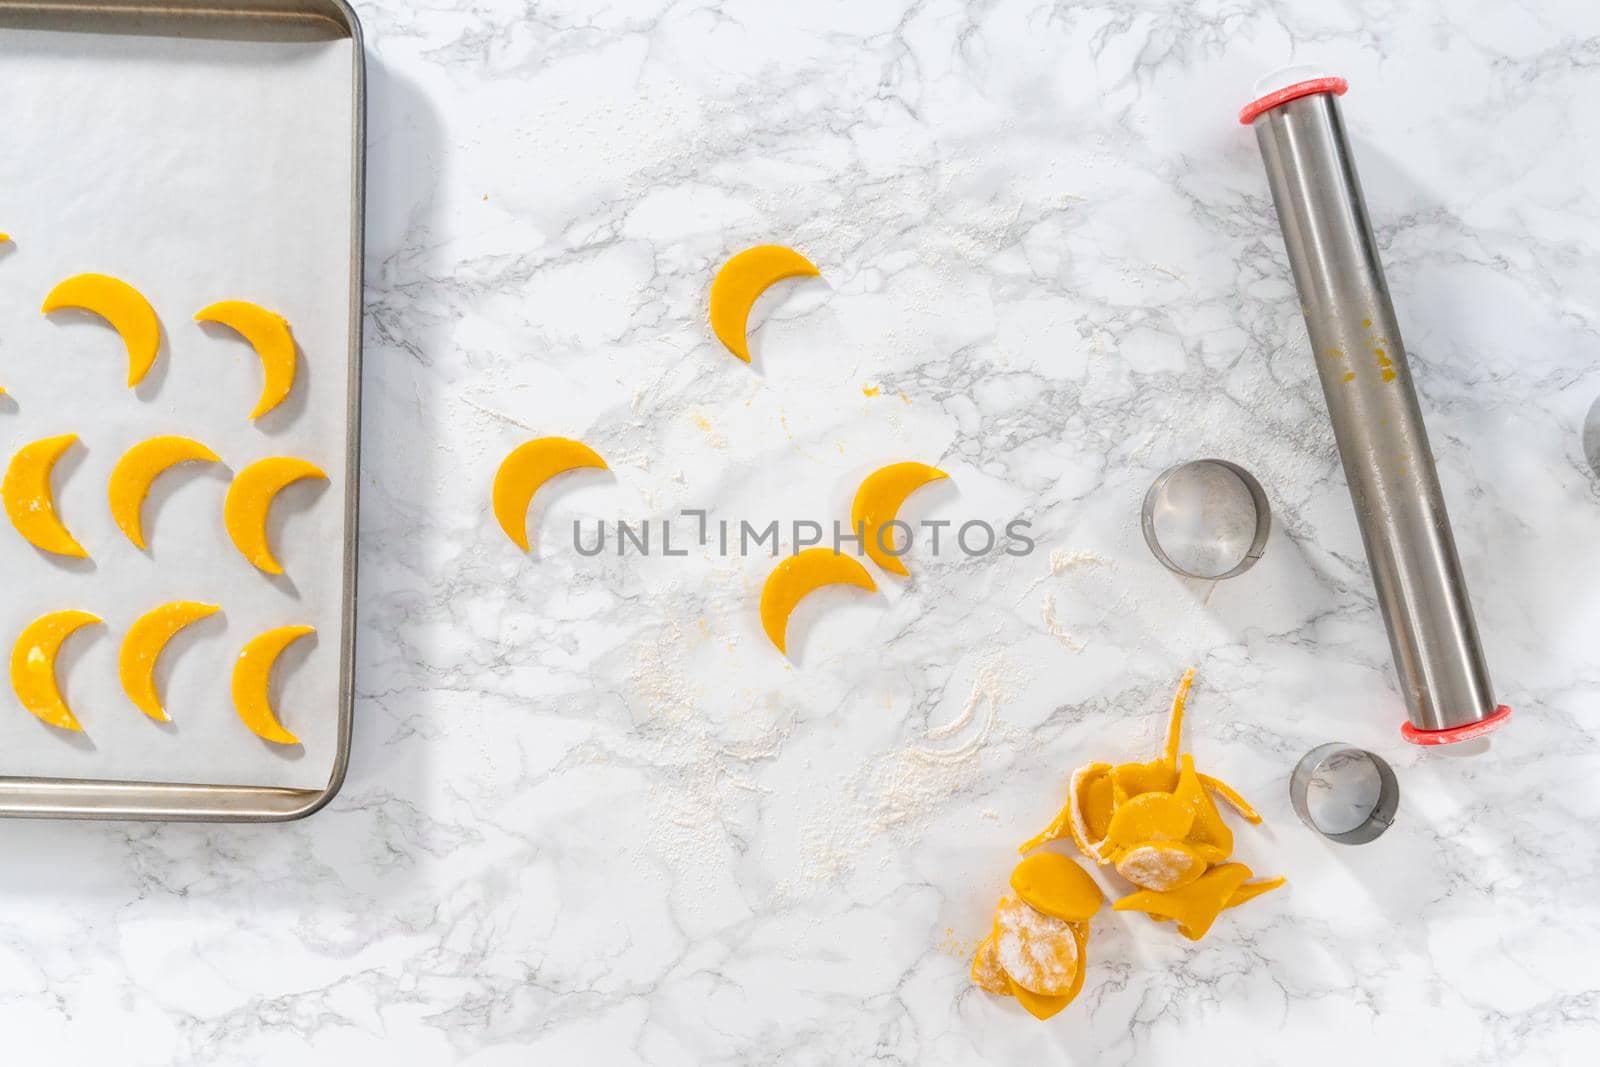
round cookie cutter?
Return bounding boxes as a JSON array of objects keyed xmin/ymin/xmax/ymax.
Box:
[
  {"xmin": 1141, "ymin": 459, "xmax": 1271, "ymax": 580},
  {"xmin": 1290, "ymin": 743, "xmax": 1399, "ymax": 845}
]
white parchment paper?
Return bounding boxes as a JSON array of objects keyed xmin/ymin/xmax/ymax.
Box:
[{"xmin": 0, "ymin": 28, "xmax": 355, "ymax": 789}]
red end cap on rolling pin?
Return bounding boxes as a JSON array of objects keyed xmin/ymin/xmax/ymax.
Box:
[
  {"xmin": 1400, "ymin": 704, "xmax": 1513, "ymax": 746},
  {"xmin": 1238, "ymin": 76, "xmax": 1348, "ymax": 124}
]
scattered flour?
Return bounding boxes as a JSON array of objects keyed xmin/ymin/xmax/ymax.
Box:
[
  {"xmin": 624, "ymin": 619, "xmax": 790, "ymax": 897},
  {"xmin": 460, "ymin": 394, "xmax": 538, "ymax": 432},
  {"xmin": 1049, "ymin": 548, "xmax": 1113, "ymax": 576},
  {"xmin": 939, "ymin": 926, "xmax": 985, "ymax": 961},
  {"xmin": 783, "ymin": 648, "xmax": 1031, "ymax": 897},
  {"xmin": 916, "ymin": 648, "xmax": 1023, "ymax": 758},
  {"xmin": 1041, "ymin": 592, "xmax": 1085, "ymax": 653}
]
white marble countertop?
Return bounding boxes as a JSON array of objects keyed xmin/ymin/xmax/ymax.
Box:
[{"xmin": 6, "ymin": 1, "xmax": 1599, "ymax": 1063}]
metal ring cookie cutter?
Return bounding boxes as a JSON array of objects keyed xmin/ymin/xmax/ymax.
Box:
[
  {"xmin": 1290, "ymin": 743, "xmax": 1399, "ymax": 845},
  {"xmin": 1141, "ymin": 459, "xmax": 1271, "ymax": 580}
]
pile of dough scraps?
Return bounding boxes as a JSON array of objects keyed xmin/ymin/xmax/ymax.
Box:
[
  {"xmin": 970, "ymin": 853, "xmax": 1102, "ymax": 1019},
  {"xmin": 972, "ymin": 669, "xmax": 1283, "ymax": 1018}
]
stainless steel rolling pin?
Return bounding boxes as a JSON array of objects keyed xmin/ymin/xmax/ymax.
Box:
[{"xmin": 1241, "ymin": 74, "xmax": 1510, "ymax": 745}]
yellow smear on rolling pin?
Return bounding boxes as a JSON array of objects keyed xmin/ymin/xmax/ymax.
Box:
[{"xmin": 1375, "ymin": 347, "xmax": 1396, "ymax": 382}]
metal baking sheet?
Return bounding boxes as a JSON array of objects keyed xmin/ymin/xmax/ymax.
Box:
[{"xmin": 0, "ymin": 0, "xmax": 363, "ymax": 820}]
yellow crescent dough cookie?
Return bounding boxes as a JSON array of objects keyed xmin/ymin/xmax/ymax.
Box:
[
  {"xmin": 11, "ymin": 609, "xmax": 101, "ymax": 731},
  {"xmin": 223, "ymin": 457, "xmax": 327, "ymax": 574},
  {"xmin": 194, "ymin": 300, "xmax": 297, "ymax": 419},
  {"xmin": 709, "ymin": 244, "xmax": 820, "ymax": 362},
  {"xmin": 3, "ymin": 433, "xmax": 88, "ymax": 558},
  {"xmin": 850, "ymin": 462, "xmax": 949, "ymax": 577},
  {"xmin": 992, "ymin": 895, "xmax": 1080, "ymax": 997},
  {"xmin": 231, "ymin": 624, "xmax": 314, "ymax": 744},
  {"xmin": 42, "ymin": 273, "xmax": 161, "ymax": 387},
  {"xmin": 118, "ymin": 601, "xmax": 220, "ymax": 722},
  {"xmin": 108, "ymin": 435, "xmax": 222, "ymax": 550},
  {"xmin": 491, "ymin": 437, "xmax": 608, "ymax": 552},
  {"xmin": 758, "ymin": 547, "xmax": 877, "ymax": 655}
]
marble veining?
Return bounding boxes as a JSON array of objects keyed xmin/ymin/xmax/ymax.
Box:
[{"xmin": 2, "ymin": 0, "xmax": 1598, "ymax": 1063}]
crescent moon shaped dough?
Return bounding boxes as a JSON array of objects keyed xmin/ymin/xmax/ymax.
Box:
[
  {"xmin": 492, "ymin": 436, "xmax": 608, "ymax": 552},
  {"xmin": 108, "ymin": 435, "xmax": 222, "ymax": 550},
  {"xmin": 709, "ymin": 245, "xmax": 820, "ymax": 362},
  {"xmin": 3, "ymin": 433, "xmax": 88, "ymax": 558},
  {"xmin": 850, "ymin": 461, "xmax": 949, "ymax": 577},
  {"xmin": 224, "ymin": 457, "xmax": 327, "ymax": 575},
  {"xmin": 11, "ymin": 609, "xmax": 101, "ymax": 731},
  {"xmin": 758, "ymin": 547, "xmax": 877, "ymax": 654},
  {"xmin": 232, "ymin": 625, "xmax": 314, "ymax": 744},
  {"xmin": 194, "ymin": 300, "xmax": 297, "ymax": 419},
  {"xmin": 41, "ymin": 273, "xmax": 161, "ymax": 387},
  {"xmin": 118, "ymin": 601, "xmax": 220, "ymax": 722}
]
